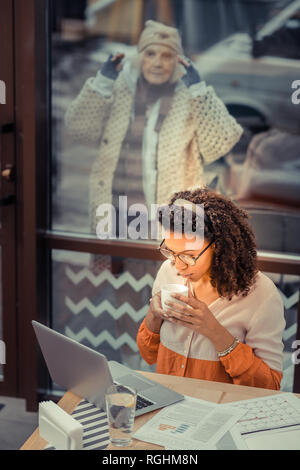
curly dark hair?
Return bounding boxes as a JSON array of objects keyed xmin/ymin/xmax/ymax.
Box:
[{"xmin": 158, "ymin": 187, "xmax": 258, "ymax": 301}]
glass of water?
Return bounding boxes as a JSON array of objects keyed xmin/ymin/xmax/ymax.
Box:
[{"xmin": 105, "ymin": 384, "xmax": 137, "ymax": 447}]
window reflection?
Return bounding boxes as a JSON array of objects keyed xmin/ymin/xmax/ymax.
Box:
[{"xmin": 51, "ymin": 0, "xmax": 300, "ymax": 252}]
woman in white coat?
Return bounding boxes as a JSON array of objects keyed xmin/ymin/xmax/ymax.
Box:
[{"xmin": 65, "ymin": 20, "xmax": 243, "ymax": 241}]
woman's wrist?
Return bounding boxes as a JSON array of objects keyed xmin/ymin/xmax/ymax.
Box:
[
  {"xmin": 209, "ymin": 325, "xmax": 236, "ymax": 353},
  {"xmin": 217, "ymin": 337, "xmax": 240, "ymax": 357},
  {"xmin": 145, "ymin": 309, "xmax": 163, "ymax": 334}
]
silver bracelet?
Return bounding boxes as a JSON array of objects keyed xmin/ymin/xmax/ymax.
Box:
[{"xmin": 217, "ymin": 338, "xmax": 240, "ymax": 357}]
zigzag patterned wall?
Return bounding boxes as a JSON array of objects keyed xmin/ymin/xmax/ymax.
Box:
[
  {"xmin": 64, "ymin": 265, "xmax": 155, "ymax": 353},
  {"xmin": 65, "ymin": 297, "xmax": 149, "ymax": 322},
  {"xmin": 65, "ymin": 326, "xmax": 139, "ymax": 352},
  {"xmin": 65, "ymin": 266, "xmax": 154, "ymax": 291},
  {"xmin": 51, "ymin": 257, "xmax": 159, "ymax": 373}
]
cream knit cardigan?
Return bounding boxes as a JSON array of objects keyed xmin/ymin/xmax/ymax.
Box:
[{"xmin": 65, "ymin": 61, "xmax": 243, "ymax": 233}]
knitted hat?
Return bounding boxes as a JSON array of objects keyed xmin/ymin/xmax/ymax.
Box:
[{"xmin": 138, "ymin": 20, "xmax": 183, "ymax": 55}]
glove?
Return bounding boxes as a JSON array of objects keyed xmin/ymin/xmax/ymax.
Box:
[
  {"xmin": 181, "ymin": 57, "xmax": 201, "ymax": 88},
  {"xmin": 101, "ymin": 54, "xmax": 123, "ymax": 80}
]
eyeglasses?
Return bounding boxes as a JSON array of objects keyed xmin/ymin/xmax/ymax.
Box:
[{"xmin": 158, "ymin": 239, "xmax": 214, "ymax": 266}]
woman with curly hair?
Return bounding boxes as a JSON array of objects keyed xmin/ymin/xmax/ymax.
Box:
[{"xmin": 136, "ymin": 188, "xmax": 285, "ymax": 390}]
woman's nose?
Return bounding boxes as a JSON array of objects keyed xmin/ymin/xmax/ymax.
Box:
[{"xmin": 153, "ymin": 55, "xmax": 162, "ymax": 67}]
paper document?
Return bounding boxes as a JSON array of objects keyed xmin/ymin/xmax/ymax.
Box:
[
  {"xmin": 133, "ymin": 396, "xmax": 245, "ymax": 450},
  {"xmin": 220, "ymin": 392, "xmax": 300, "ymax": 450},
  {"xmin": 220, "ymin": 392, "xmax": 300, "ymax": 436}
]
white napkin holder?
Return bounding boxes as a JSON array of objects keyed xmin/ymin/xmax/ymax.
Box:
[{"xmin": 39, "ymin": 400, "xmax": 83, "ymax": 450}]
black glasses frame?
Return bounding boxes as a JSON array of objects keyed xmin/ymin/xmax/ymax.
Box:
[{"xmin": 158, "ymin": 239, "xmax": 214, "ymax": 266}]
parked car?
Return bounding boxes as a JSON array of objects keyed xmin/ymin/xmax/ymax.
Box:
[{"xmin": 194, "ymin": 0, "xmax": 300, "ymax": 134}]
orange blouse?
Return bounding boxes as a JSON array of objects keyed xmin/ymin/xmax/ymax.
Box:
[{"xmin": 137, "ymin": 319, "xmax": 282, "ymax": 390}]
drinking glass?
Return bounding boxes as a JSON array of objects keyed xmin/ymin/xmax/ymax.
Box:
[{"xmin": 105, "ymin": 384, "xmax": 137, "ymax": 447}]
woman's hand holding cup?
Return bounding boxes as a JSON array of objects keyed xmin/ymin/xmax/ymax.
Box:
[{"xmin": 146, "ymin": 284, "xmax": 189, "ymax": 334}]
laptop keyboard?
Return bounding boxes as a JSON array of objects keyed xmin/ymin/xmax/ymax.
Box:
[
  {"xmin": 113, "ymin": 381, "xmax": 155, "ymax": 411},
  {"xmin": 135, "ymin": 395, "xmax": 155, "ymax": 411}
]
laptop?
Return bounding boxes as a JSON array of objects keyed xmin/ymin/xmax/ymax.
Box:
[{"xmin": 32, "ymin": 321, "xmax": 184, "ymax": 415}]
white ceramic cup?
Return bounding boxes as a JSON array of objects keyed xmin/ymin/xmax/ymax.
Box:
[{"xmin": 161, "ymin": 284, "xmax": 189, "ymax": 312}]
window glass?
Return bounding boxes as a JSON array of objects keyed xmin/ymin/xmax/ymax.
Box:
[{"xmin": 51, "ymin": 0, "xmax": 300, "ymax": 255}]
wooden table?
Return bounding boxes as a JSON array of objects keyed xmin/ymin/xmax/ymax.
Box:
[{"xmin": 20, "ymin": 371, "xmax": 300, "ymax": 450}]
